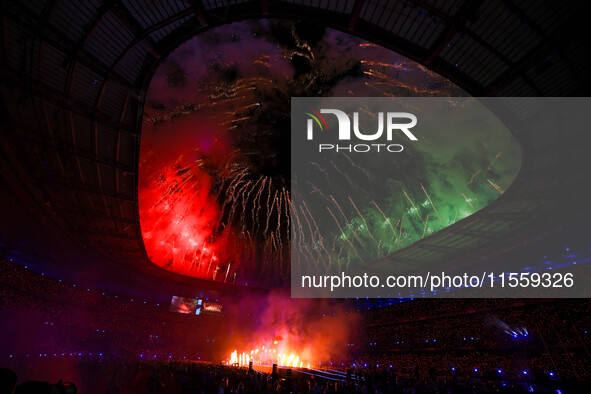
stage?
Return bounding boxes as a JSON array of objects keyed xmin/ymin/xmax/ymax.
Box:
[{"xmin": 246, "ymin": 364, "xmax": 361, "ymax": 382}]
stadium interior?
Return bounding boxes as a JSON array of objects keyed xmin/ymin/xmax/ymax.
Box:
[{"xmin": 1, "ymin": 0, "xmax": 591, "ymax": 393}]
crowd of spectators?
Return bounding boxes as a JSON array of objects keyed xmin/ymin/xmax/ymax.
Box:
[
  {"xmin": 3, "ymin": 259, "xmax": 591, "ymax": 392},
  {"xmin": 0, "ymin": 259, "xmax": 224, "ymax": 361},
  {"xmin": 358, "ymin": 298, "xmax": 591, "ymax": 381},
  {"xmin": 2, "ymin": 360, "xmax": 567, "ymax": 393}
]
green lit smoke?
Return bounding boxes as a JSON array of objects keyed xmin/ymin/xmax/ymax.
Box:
[{"xmin": 291, "ymin": 98, "xmax": 522, "ymax": 274}]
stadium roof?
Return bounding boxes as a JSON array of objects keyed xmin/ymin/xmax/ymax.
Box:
[{"xmin": 1, "ymin": 0, "xmax": 590, "ymax": 289}]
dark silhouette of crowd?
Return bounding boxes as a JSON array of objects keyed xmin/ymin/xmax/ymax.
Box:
[
  {"xmin": 0, "ymin": 360, "xmax": 572, "ymax": 393},
  {"xmin": 0, "ymin": 259, "xmax": 223, "ymax": 361},
  {"xmin": 2, "ymin": 259, "xmax": 591, "ymax": 392},
  {"xmin": 358, "ymin": 297, "xmax": 591, "ymax": 383}
]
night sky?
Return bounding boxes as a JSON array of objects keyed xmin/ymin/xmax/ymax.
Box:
[{"xmin": 139, "ymin": 19, "xmax": 519, "ymax": 287}]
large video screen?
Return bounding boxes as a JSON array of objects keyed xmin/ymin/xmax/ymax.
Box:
[
  {"xmin": 203, "ymin": 301, "xmax": 223, "ymax": 313},
  {"xmin": 169, "ymin": 296, "xmax": 202, "ymax": 315}
]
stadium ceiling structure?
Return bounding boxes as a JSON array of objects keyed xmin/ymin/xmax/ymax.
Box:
[{"xmin": 1, "ymin": 0, "xmax": 590, "ymax": 288}]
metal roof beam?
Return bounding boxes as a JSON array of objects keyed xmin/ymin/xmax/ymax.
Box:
[
  {"xmin": 2, "ymin": 119, "xmax": 135, "ymax": 173},
  {"xmin": 425, "ymin": 0, "xmax": 484, "ymax": 64},
  {"xmin": 0, "ymin": 68, "xmax": 135, "ymax": 134},
  {"xmin": 7, "ymin": 1, "xmax": 140, "ymax": 95}
]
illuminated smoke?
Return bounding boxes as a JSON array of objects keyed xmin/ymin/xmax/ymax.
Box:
[{"xmin": 222, "ymin": 291, "xmax": 360, "ymax": 367}]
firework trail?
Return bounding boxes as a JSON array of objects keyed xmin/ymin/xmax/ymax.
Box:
[
  {"xmin": 462, "ymin": 193, "xmax": 475, "ymax": 211},
  {"xmin": 469, "ymin": 170, "xmax": 481, "ymax": 184},
  {"xmin": 488, "ymin": 151, "xmax": 502, "ymax": 171},
  {"xmin": 264, "ymin": 189, "xmax": 279, "ymax": 239},
  {"xmin": 487, "ymin": 178, "xmax": 504, "ymax": 194},
  {"xmin": 326, "ymin": 206, "xmax": 356, "ymax": 253},
  {"xmin": 263, "ymin": 179, "xmax": 273, "ymax": 237},
  {"xmin": 303, "ymin": 201, "xmax": 320, "ymax": 238},
  {"xmin": 253, "ymin": 178, "xmax": 267, "ymax": 235},
  {"xmin": 371, "ymin": 200, "xmax": 398, "ymax": 243},
  {"xmin": 291, "ymin": 200, "xmax": 305, "ymax": 248},
  {"xmin": 245, "ymin": 176, "xmax": 264, "ymax": 231},
  {"xmin": 349, "ymin": 196, "xmax": 378, "ymax": 247},
  {"xmin": 422, "ymin": 214, "xmax": 430, "ymax": 239},
  {"xmin": 330, "ymin": 195, "xmax": 364, "ymax": 247},
  {"xmin": 420, "ymin": 183, "xmax": 441, "ymax": 223},
  {"xmin": 403, "ymin": 189, "xmax": 426, "ymax": 226}
]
